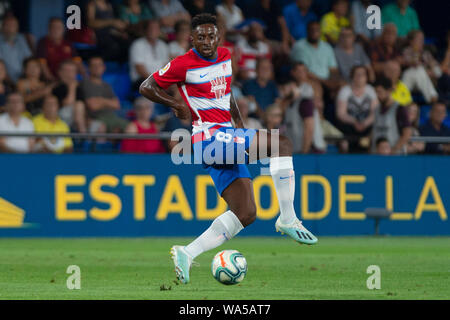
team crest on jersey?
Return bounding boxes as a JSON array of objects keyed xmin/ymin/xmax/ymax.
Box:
[
  {"xmin": 159, "ymin": 62, "xmax": 171, "ymax": 76},
  {"xmin": 210, "ymin": 76, "xmax": 227, "ymax": 99}
]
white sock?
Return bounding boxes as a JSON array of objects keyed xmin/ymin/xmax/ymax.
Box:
[
  {"xmin": 270, "ymin": 156, "xmax": 297, "ymax": 224},
  {"xmin": 184, "ymin": 210, "xmax": 243, "ymax": 259}
]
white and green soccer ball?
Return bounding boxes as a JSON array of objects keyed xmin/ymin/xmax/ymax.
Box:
[{"xmin": 211, "ymin": 250, "xmax": 247, "ymax": 285}]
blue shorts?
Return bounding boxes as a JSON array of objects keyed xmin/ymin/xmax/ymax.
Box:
[{"xmin": 193, "ymin": 127, "xmax": 257, "ymax": 195}]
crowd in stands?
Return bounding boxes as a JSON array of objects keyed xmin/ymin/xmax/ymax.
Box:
[{"xmin": 0, "ymin": 0, "xmax": 449, "ymax": 155}]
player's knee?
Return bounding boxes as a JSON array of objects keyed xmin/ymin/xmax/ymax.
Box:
[{"xmin": 239, "ymin": 204, "xmax": 257, "ymax": 227}]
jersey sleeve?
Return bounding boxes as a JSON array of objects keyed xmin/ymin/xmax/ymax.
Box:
[{"xmin": 152, "ymin": 55, "xmax": 187, "ymax": 90}]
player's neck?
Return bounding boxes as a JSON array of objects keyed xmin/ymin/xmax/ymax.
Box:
[{"xmin": 192, "ymin": 47, "xmax": 218, "ymax": 62}]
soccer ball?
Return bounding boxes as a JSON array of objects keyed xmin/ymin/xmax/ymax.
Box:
[{"xmin": 211, "ymin": 250, "xmax": 247, "ymax": 285}]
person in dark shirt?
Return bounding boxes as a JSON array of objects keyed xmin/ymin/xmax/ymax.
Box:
[
  {"xmin": 419, "ymin": 102, "xmax": 450, "ymax": 154},
  {"xmin": 0, "ymin": 59, "xmax": 15, "ymax": 110},
  {"xmin": 244, "ymin": 0, "xmax": 290, "ymax": 53},
  {"xmin": 36, "ymin": 17, "xmax": 85, "ymax": 81},
  {"xmin": 51, "ymin": 60, "xmax": 86, "ymax": 132},
  {"xmin": 182, "ymin": 0, "xmax": 215, "ymax": 18},
  {"xmin": 242, "ymin": 58, "xmax": 279, "ymax": 119}
]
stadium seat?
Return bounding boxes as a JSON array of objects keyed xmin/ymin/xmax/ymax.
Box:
[
  {"xmin": 102, "ymin": 72, "xmax": 132, "ymax": 102},
  {"xmin": 419, "ymin": 105, "xmax": 431, "ymax": 126}
]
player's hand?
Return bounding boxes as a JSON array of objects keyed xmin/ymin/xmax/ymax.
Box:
[{"xmin": 172, "ymin": 104, "xmax": 190, "ymax": 120}]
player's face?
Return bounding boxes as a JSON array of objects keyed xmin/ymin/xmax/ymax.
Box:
[{"xmin": 192, "ymin": 24, "xmax": 219, "ymax": 59}]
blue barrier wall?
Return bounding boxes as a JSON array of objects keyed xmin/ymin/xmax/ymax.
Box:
[{"xmin": 0, "ymin": 154, "xmax": 448, "ymax": 237}]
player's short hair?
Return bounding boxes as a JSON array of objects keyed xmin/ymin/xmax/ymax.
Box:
[{"xmin": 191, "ymin": 13, "xmax": 217, "ymax": 30}]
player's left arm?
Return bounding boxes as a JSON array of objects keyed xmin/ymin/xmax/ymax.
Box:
[{"xmin": 230, "ymin": 92, "xmax": 245, "ymax": 129}]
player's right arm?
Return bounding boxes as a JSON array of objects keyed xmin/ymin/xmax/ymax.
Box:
[
  {"xmin": 139, "ymin": 76, "xmax": 190, "ymax": 119},
  {"xmin": 139, "ymin": 57, "xmax": 190, "ymax": 120}
]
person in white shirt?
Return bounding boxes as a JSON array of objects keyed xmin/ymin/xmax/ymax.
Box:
[
  {"xmin": 168, "ymin": 20, "xmax": 191, "ymax": 59},
  {"xmin": 0, "ymin": 93, "xmax": 34, "ymax": 153},
  {"xmin": 129, "ymin": 19, "xmax": 169, "ymax": 88},
  {"xmin": 215, "ymin": 0, "xmax": 244, "ymax": 31}
]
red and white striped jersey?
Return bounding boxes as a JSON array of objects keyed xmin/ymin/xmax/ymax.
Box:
[{"xmin": 152, "ymin": 47, "xmax": 233, "ymax": 141}]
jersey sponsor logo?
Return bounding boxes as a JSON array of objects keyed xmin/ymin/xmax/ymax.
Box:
[
  {"xmin": 210, "ymin": 76, "xmax": 227, "ymax": 99},
  {"xmin": 158, "ymin": 62, "xmax": 171, "ymax": 76}
]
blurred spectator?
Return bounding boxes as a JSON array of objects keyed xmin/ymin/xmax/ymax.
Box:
[
  {"xmin": 162, "ymin": 86, "xmax": 191, "ymax": 151},
  {"xmin": 242, "ymin": 58, "xmax": 279, "ymax": 118},
  {"xmin": 334, "ymin": 27, "xmax": 374, "ymax": 83},
  {"xmin": 32, "ymin": 95, "xmax": 73, "ymax": 153},
  {"xmin": 129, "ymin": 19, "xmax": 169, "ymax": 89},
  {"xmin": 374, "ymin": 137, "xmax": 392, "ymax": 155},
  {"xmin": 401, "ymin": 30, "xmax": 439, "ymax": 104},
  {"xmin": 336, "ymin": 65, "xmax": 378, "ymax": 152},
  {"xmin": 150, "ymin": 0, "xmax": 190, "ymax": 34},
  {"xmin": 163, "ymin": 113, "xmax": 191, "ymax": 152},
  {"xmin": 351, "ymin": 0, "xmax": 382, "ymax": 43},
  {"xmin": 371, "ymin": 77, "xmax": 412, "ymax": 154},
  {"xmin": 79, "ymin": 56, "xmax": 128, "ymax": 133},
  {"xmin": 283, "ymin": 0, "xmax": 317, "ymax": 42},
  {"xmin": 119, "ymin": 0, "xmax": 154, "ymax": 38},
  {"xmin": 52, "ymin": 60, "xmax": 86, "ymax": 133},
  {"xmin": 370, "ymin": 23, "xmax": 401, "ymax": 76},
  {"xmin": 236, "ymin": 21, "xmax": 271, "ymax": 80},
  {"xmin": 0, "ymin": 1, "xmax": 10, "ymax": 26},
  {"xmin": 283, "ymin": 62, "xmax": 326, "ymax": 153},
  {"xmin": 383, "ymin": 60, "xmax": 412, "ymax": 106},
  {"xmin": 36, "ymin": 18, "xmax": 85, "ymax": 81},
  {"xmin": 263, "ymin": 103, "xmax": 283, "ymax": 130},
  {"xmin": 215, "ymin": 0, "xmax": 244, "ymax": 32},
  {"xmin": 236, "ymin": 96, "xmax": 263, "ymax": 129},
  {"xmin": 320, "ymin": 0, "xmax": 350, "ymax": 46},
  {"xmin": 0, "ymin": 93, "xmax": 34, "ymax": 153},
  {"xmin": 121, "ymin": 96, "xmax": 165, "ymax": 153},
  {"xmin": 419, "ymin": 102, "xmax": 450, "ymax": 154},
  {"xmin": 381, "ymin": 0, "xmax": 420, "ymax": 38},
  {"xmin": 406, "ymin": 102, "xmax": 425, "ymax": 154},
  {"xmin": 0, "ymin": 59, "xmax": 15, "ymax": 110},
  {"xmin": 183, "ymin": 0, "xmax": 216, "ymax": 18},
  {"xmin": 0, "ymin": 15, "xmax": 31, "ymax": 82},
  {"xmin": 17, "ymin": 57, "xmax": 54, "ymax": 116},
  {"xmin": 86, "ymin": 0, "xmax": 130, "ymax": 62},
  {"xmin": 291, "ymin": 21, "xmax": 340, "ymax": 93},
  {"xmin": 245, "ymin": 0, "xmax": 290, "ymax": 54},
  {"xmin": 438, "ymin": 31, "xmax": 450, "ymax": 105},
  {"xmin": 169, "ymin": 20, "xmax": 191, "ymax": 59}
]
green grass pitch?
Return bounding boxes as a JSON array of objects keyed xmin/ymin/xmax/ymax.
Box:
[{"xmin": 0, "ymin": 237, "xmax": 449, "ymax": 299}]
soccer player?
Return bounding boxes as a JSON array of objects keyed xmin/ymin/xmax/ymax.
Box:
[{"xmin": 139, "ymin": 13, "xmax": 318, "ymax": 284}]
